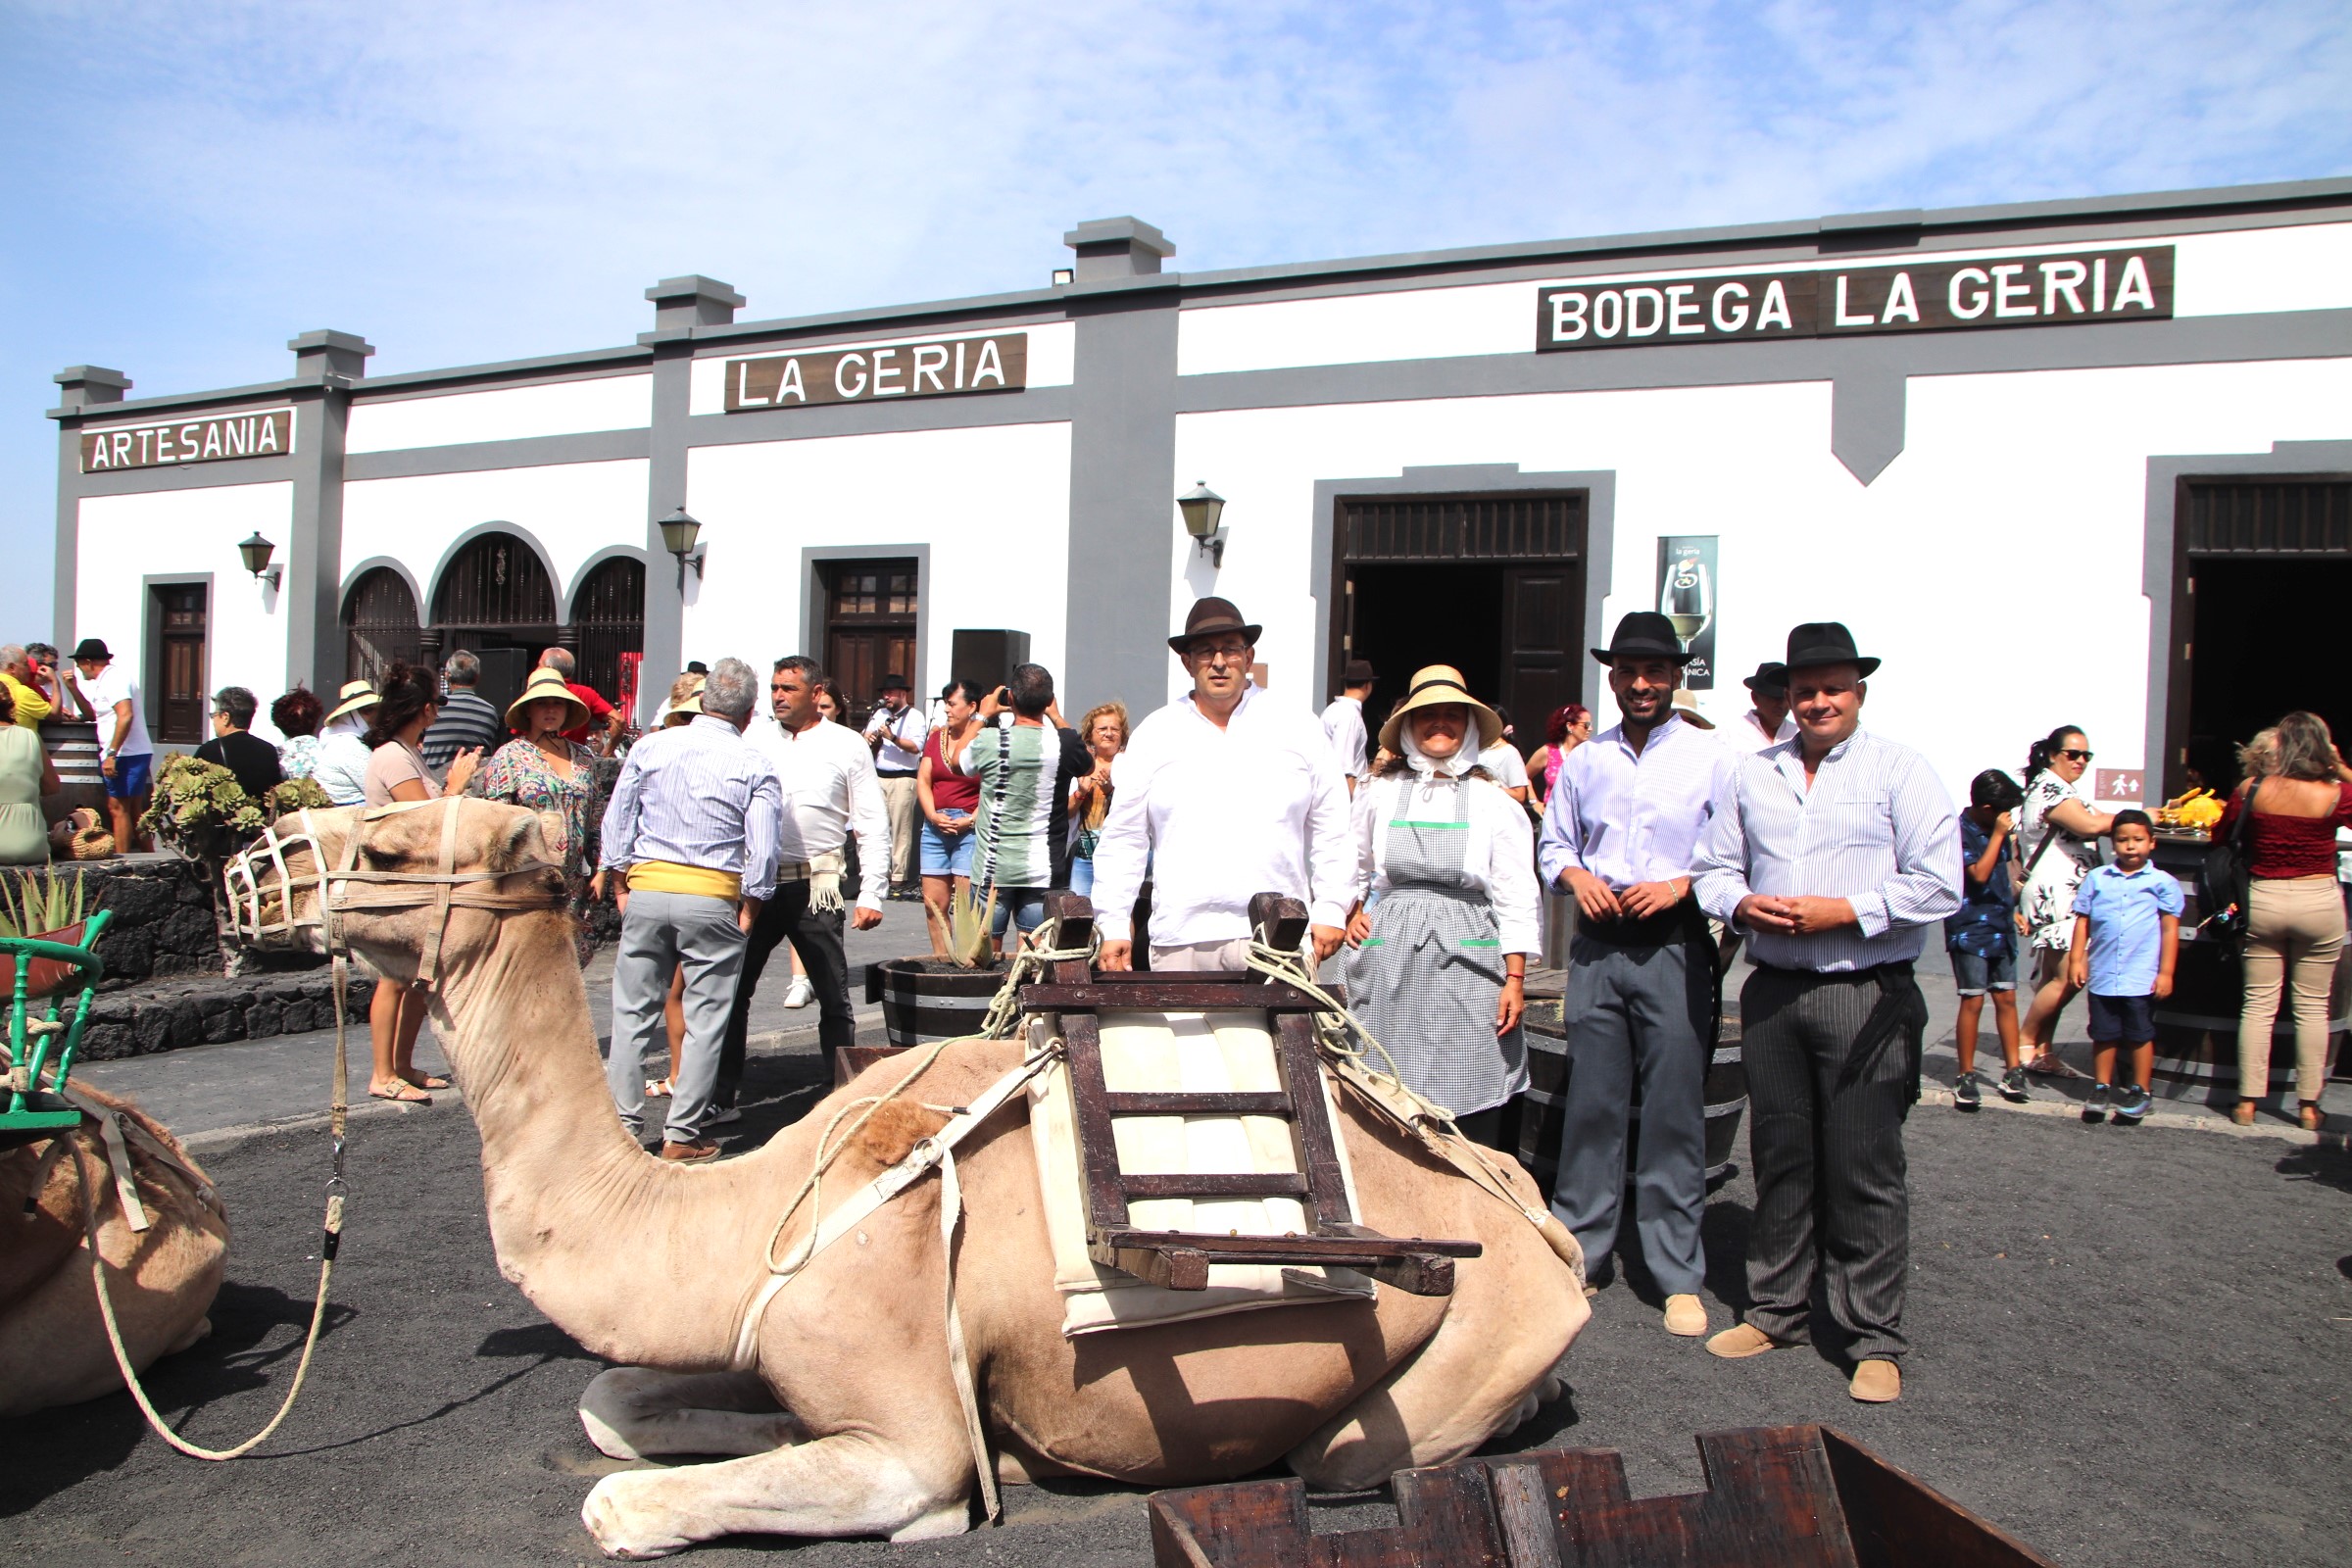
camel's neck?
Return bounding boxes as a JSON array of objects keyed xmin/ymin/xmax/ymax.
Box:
[{"xmin": 426, "ymin": 912, "xmax": 789, "ymax": 1369}]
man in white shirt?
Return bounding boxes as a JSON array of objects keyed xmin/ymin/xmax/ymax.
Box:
[
  {"xmin": 861, "ymin": 672, "xmax": 928, "ymax": 900},
  {"xmin": 1726, "ymin": 662, "xmax": 1795, "ymax": 754},
  {"xmin": 1319, "ymin": 659, "xmax": 1375, "ymax": 794},
  {"xmin": 1092, "ymin": 598, "xmax": 1352, "ymax": 972},
  {"xmin": 66, "ymin": 638, "xmax": 156, "ymax": 854},
  {"xmin": 1537, "ymin": 612, "xmax": 1734, "ymax": 1340},
  {"xmin": 723, "ymin": 655, "xmax": 891, "ymax": 1094}
]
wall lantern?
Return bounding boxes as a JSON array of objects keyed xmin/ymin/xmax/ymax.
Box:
[
  {"xmin": 1177, "ymin": 481, "xmax": 1227, "ymax": 568},
  {"xmin": 237, "ymin": 531, "xmax": 282, "ymax": 589},
  {"xmin": 658, "ymin": 507, "xmax": 707, "ymax": 586}
]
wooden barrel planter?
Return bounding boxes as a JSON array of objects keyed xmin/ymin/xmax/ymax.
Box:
[
  {"xmin": 846, "ymin": 956, "xmax": 1015, "ymax": 1086},
  {"xmin": 1516, "ymin": 1000, "xmax": 1747, "ymax": 1196}
]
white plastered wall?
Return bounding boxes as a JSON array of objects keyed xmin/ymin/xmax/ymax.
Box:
[
  {"xmin": 1173, "ymin": 355, "xmax": 2352, "ymax": 802},
  {"xmin": 344, "ymin": 374, "xmax": 652, "ymax": 453},
  {"xmin": 74, "ymin": 481, "xmax": 296, "ymax": 743},
  {"xmin": 339, "ymin": 460, "xmax": 652, "ymax": 612},
  {"xmin": 683, "ymin": 422, "xmax": 1073, "ymax": 681}
]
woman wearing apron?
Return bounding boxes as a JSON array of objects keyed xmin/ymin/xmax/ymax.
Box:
[{"xmin": 1343, "ymin": 665, "xmax": 1541, "ymax": 1150}]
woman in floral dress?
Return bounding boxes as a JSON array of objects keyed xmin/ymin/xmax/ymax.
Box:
[{"xmin": 468, "ymin": 666, "xmax": 604, "ymax": 964}]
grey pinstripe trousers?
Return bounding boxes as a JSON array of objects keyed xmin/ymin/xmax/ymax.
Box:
[{"xmin": 1739, "ymin": 964, "xmax": 1924, "ymax": 1362}]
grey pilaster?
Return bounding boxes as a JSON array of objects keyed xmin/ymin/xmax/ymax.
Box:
[
  {"xmin": 50, "ymin": 366, "xmax": 132, "ymax": 647},
  {"xmin": 1830, "ymin": 361, "xmax": 1908, "ymax": 486},
  {"xmin": 284, "ymin": 330, "xmax": 372, "ymax": 689},
  {"xmin": 638, "ymin": 277, "xmax": 744, "ymax": 724},
  {"xmin": 1062, "ymin": 294, "xmax": 1180, "ymax": 712},
  {"xmin": 1063, "ymin": 218, "xmax": 1175, "ymax": 282}
]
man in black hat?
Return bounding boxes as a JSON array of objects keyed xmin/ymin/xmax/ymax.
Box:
[
  {"xmin": 66, "ymin": 637, "xmax": 155, "ymax": 854},
  {"xmin": 861, "ymin": 672, "xmax": 927, "ymax": 899},
  {"xmin": 1692, "ymin": 621, "xmax": 1961, "ymax": 1403},
  {"xmin": 1091, "ymin": 598, "xmax": 1352, "ymax": 971},
  {"xmin": 1537, "ymin": 611, "xmax": 1733, "ymax": 1338},
  {"xmin": 1729, "ymin": 662, "xmax": 1794, "ymax": 754},
  {"xmin": 1320, "ymin": 658, "xmax": 1377, "ymax": 795}
]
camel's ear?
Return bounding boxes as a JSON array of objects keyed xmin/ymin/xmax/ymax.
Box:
[{"xmin": 485, "ymin": 808, "xmax": 557, "ymax": 872}]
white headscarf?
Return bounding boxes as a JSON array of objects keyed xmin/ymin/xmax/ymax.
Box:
[{"xmin": 1398, "ymin": 721, "xmax": 1476, "ymax": 801}]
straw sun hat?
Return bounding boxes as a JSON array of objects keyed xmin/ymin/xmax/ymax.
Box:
[
  {"xmin": 323, "ymin": 678, "xmax": 380, "ymax": 724},
  {"xmin": 660, "ymin": 674, "xmax": 708, "ymax": 725},
  {"xmin": 1377, "ymin": 664, "xmax": 1504, "ymax": 754},
  {"xmin": 506, "ymin": 667, "xmax": 591, "ymax": 732}
]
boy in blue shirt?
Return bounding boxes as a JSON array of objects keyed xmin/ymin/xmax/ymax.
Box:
[
  {"xmin": 1947, "ymin": 769, "xmax": 2028, "ymax": 1108},
  {"xmin": 2067, "ymin": 809, "xmax": 2181, "ymax": 1124}
]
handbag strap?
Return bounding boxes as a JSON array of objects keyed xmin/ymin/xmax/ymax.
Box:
[{"xmin": 2020, "ymin": 777, "xmax": 2079, "ymax": 879}]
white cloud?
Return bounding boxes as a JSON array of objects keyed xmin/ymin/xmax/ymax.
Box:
[{"xmin": 0, "ymin": 0, "xmax": 2343, "ymax": 638}]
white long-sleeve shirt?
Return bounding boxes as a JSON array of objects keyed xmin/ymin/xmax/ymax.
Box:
[
  {"xmin": 745, "ymin": 714, "xmax": 893, "ymax": 914},
  {"xmin": 1537, "ymin": 714, "xmax": 1733, "ymax": 893},
  {"xmin": 1351, "ymin": 771, "xmax": 1542, "ymax": 956},
  {"xmin": 1725, "ymin": 709, "xmax": 1797, "ymax": 755},
  {"xmin": 1319, "ymin": 694, "xmax": 1369, "ymax": 781},
  {"xmin": 1090, "ymin": 683, "xmax": 1354, "ymax": 945}
]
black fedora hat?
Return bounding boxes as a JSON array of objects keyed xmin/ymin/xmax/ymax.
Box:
[
  {"xmin": 879, "ymin": 672, "xmax": 910, "ymax": 692},
  {"xmin": 1592, "ymin": 611, "xmax": 1692, "ymax": 666},
  {"xmin": 1168, "ymin": 596, "xmax": 1262, "ymax": 655},
  {"xmin": 1341, "ymin": 658, "xmax": 1376, "ymax": 685},
  {"xmin": 1784, "ymin": 621, "xmax": 1880, "ymax": 678},
  {"xmin": 1741, "ymin": 661, "xmax": 1788, "ymax": 695},
  {"xmin": 69, "ymin": 637, "xmax": 112, "ymax": 662}
]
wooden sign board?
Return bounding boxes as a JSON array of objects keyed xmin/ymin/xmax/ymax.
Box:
[
  {"xmin": 80, "ymin": 408, "xmax": 294, "ymax": 472},
  {"xmin": 723, "ymin": 333, "xmax": 1027, "ymax": 411},
  {"xmin": 1537, "ymin": 248, "xmax": 2173, "ymax": 351}
]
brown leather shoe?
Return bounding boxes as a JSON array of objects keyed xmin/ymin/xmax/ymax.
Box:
[
  {"xmin": 2230, "ymin": 1101, "xmax": 2257, "ymax": 1126},
  {"xmin": 1849, "ymin": 1358, "xmax": 1902, "ymax": 1402},
  {"xmin": 1706, "ymin": 1323, "xmax": 1798, "ymax": 1359},
  {"xmin": 1664, "ymin": 1294, "xmax": 1709, "ymax": 1337},
  {"xmin": 2300, "ymin": 1101, "xmax": 2326, "ymax": 1132},
  {"xmin": 660, "ymin": 1139, "xmax": 722, "ymax": 1163}
]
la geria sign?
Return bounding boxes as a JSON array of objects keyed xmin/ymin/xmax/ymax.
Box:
[
  {"xmin": 1537, "ymin": 247, "xmax": 2173, "ymax": 351},
  {"xmin": 723, "ymin": 333, "xmax": 1026, "ymax": 411}
]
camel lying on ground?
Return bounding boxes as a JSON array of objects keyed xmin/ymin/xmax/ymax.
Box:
[
  {"xmin": 263, "ymin": 801, "xmax": 1588, "ymax": 1558},
  {"xmin": 0, "ymin": 1078, "xmax": 228, "ymax": 1418}
]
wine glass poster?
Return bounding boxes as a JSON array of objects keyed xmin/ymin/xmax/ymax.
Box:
[{"xmin": 1655, "ymin": 535, "xmax": 1718, "ymax": 689}]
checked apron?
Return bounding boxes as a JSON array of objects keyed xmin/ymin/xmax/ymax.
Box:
[{"xmin": 1344, "ymin": 774, "xmax": 1527, "ymax": 1117}]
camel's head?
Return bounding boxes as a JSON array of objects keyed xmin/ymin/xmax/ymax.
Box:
[{"xmin": 226, "ymin": 799, "xmax": 569, "ymax": 981}]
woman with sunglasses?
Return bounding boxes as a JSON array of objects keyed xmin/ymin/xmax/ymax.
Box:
[{"xmin": 2017, "ymin": 725, "xmax": 2116, "ymax": 1079}]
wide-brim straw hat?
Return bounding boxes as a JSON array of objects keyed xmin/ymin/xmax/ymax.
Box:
[
  {"xmin": 506, "ymin": 667, "xmax": 592, "ymax": 732},
  {"xmin": 1671, "ymin": 690, "xmax": 1716, "ymax": 730},
  {"xmin": 660, "ymin": 675, "xmax": 707, "ymax": 725},
  {"xmin": 324, "ymin": 678, "xmax": 380, "ymax": 724},
  {"xmin": 1377, "ymin": 664, "xmax": 1505, "ymax": 755}
]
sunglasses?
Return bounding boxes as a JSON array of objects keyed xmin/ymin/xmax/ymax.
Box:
[{"xmin": 2058, "ymin": 748, "xmax": 2093, "ymax": 762}]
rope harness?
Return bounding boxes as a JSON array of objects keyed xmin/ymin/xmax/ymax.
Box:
[{"xmin": 70, "ymin": 799, "xmax": 564, "ymax": 1460}]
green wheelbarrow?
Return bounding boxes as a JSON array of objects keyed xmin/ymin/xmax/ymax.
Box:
[{"xmin": 0, "ymin": 908, "xmax": 114, "ymax": 1152}]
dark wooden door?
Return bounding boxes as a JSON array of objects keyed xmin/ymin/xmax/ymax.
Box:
[
  {"xmin": 150, "ymin": 583, "xmax": 209, "ymax": 743},
  {"xmin": 1499, "ymin": 564, "xmax": 1581, "ymax": 733},
  {"xmin": 343, "ymin": 567, "xmax": 419, "ymax": 686},
  {"xmin": 823, "ymin": 560, "xmax": 918, "ymax": 712}
]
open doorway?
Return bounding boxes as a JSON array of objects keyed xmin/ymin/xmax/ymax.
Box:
[{"xmin": 2172, "ymin": 479, "xmax": 2352, "ymax": 792}]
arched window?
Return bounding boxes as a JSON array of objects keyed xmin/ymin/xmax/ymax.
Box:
[
  {"xmin": 570, "ymin": 556, "xmax": 645, "ymax": 712},
  {"xmin": 342, "ymin": 567, "xmax": 419, "ymax": 686},
  {"xmin": 428, "ymin": 532, "xmax": 559, "ymax": 713}
]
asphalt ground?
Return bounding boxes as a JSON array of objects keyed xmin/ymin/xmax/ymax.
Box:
[{"xmin": 12, "ymin": 977, "xmax": 2351, "ymax": 1567}]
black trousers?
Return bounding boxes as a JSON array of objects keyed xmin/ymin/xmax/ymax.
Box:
[
  {"xmin": 1739, "ymin": 964, "xmax": 1924, "ymax": 1362},
  {"xmin": 718, "ymin": 880, "xmax": 855, "ymax": 1101}
]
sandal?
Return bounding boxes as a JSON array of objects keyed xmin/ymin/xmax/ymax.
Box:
[
  {"xmin": 402, "ymin": 1072, "xmax": 453, "ymax": 1092},
  {"xmin": 2026, "ymin": 1054, "xmax": 2064, "ymax": 1076},
  {"xmin": 645, "ymin": 1078, "xmax": 672, "ymax": 1099},
  {"xmin": 2300, "ymin": 1101, "xmax": 2325, "ymax": 1132},
  {"xmin": 368, "ymin": 1081, "xmax": 433, "ymax": 1104},
  {"xmin": 2230, "ymin": 1100, "xmax": 2256, "ymax": 1126}
]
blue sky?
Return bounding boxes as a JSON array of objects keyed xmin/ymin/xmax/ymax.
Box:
[{"xmin": 2, "ymin": 0, "xmax": 2345, "ymax": 641}]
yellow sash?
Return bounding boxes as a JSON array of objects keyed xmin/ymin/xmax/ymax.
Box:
[{"xmin": 626, "ymin": 860, "xmax": 743, "ymax": 901}]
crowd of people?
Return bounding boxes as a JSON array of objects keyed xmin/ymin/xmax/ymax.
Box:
[{"xmin": 23, "ymin": 598, "xmax": 2342, "ymax": 1403}]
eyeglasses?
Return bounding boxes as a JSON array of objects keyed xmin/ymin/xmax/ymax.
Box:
[
  {"xmin": 1191, "ymin": 643, "xmax": 1250, "ymax": 664},
  {"xmin": 2059, "ymin": 748, "xmax": 2094, "ymax": 762}
]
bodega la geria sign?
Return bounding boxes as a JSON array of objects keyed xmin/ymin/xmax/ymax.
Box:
[
  {"xmin": 724, "ymin": 332, "xmax": 1026, "ymax": 411},
  {"xmin": 80, "ymin": 408, "xmax": 294, "ymax": 472},
  {"xmin": 1537, "ymin": 247, "xmax": 2172, "ymax": 351}
]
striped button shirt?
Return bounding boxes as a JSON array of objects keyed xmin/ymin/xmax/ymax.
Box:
[
  {"xmin": 598, "ymin": 714, "xmax": 784, "ymax": 903},
  {"xmin": 1693, "ymin": 726, "xmax": 1963, "ymax": 973},
  {"xmin": 1538, "ymin": 714, "xmax": 1732, "ymax": 891}
]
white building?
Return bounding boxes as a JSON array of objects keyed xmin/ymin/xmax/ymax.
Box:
[{"xmin": 49, "ymin": 179, "xmax": 2352, "ymax": 802}]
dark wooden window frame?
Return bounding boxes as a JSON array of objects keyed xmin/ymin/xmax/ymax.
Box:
[
  {"xmin": 798, "ymin": 543, "xmax": 932, "ymax": 703},
  {"xmin": 341, "ymin": 565, "xmax": 422, "ymax": 687}
]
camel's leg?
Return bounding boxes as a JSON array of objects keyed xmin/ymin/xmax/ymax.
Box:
[
  {"xmin": 578, "ymin": 1367, "xmax": 807, "ymax": 1459},
  {"xmin": 580, "ymin": 1433, "xmax": 968, "ymax": 1558},
  {"xmin": 1286, "ymin": 1271, "xmax": 1586, "ymax": 1491}
]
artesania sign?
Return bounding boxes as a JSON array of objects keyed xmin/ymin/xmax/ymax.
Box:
[
  {"xmin": 1536, "ymin": 248, "xmax": 2173, "ymax": 351},
  {"xmin": 79, "ymin": 409, "xmax": 295, "ymax": 472},
  {"xmin": 723, "ymin": 332, "xmax": 1027, "ymax": 411}
]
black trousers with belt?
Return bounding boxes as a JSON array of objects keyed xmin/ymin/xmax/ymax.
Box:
[
  {"xmin": 717, "ymin": 879, "xmax": 856, "ymax": 1102},
  {"xmin": 1738, "ymin": 962, "xmax": 1925, "ymax": 1363}
]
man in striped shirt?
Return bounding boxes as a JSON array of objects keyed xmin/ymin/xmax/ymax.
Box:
[
  {"xmin": 597, "ymin": 658, "xmax": 782, "ymax": 1162},
  {"xmin": 1693, "ymin": 622, "xmax": 1961, "ymax": 1403},
  {"xmin": 944, "ymin": 662, "xmax": 1091, "ymax": 948},
  {"xmin": 420, "ymin": 651, "xmax": 504, "ymax": 775}
]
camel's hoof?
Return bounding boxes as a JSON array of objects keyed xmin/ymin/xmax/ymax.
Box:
[
  {"xmin": 582, "ymin": 1474, "xmax": 684, "ymax": 1559},
  {"xmin": 578, "ymin": 1369, "xmax": 647, "ymax": 1460},
  {"xmin": 887, "ymin": 1499, "xmax": 973, "ymax": 1541}
]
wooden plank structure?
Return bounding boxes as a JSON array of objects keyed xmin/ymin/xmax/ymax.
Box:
[
  {"xmin": 1027, "ymin": 890, "xmax": 1479, "ymax": 1297},
  {"xmin": 1149, "ymin": 1424, "xmax": 2058, "ymax": 1568}
]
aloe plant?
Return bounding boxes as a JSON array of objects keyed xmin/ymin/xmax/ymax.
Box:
[
  {"xmin": 0, "ymin": 866, "xmax": 87, "ymax": 940},
  {"xmin": 946, "ymin": 883, "xmax": 998, "ymax": 969}
]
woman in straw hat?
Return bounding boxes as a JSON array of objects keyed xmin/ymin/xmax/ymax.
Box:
[
  {"xmin": 313, "ymin": 677, "xmax": 381, "ymax": 806},
  {"xmin": 469, "ymin": 666, "xmax": 606, "ymax": 966},
  {"xmin": 1344, "ymin": 664, "xmax": 1542, "ymax": 1149}
]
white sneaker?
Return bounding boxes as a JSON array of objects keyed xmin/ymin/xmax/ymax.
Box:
[
  {"xmin": 705, "ymin": 1105, "xmax": 743, "ymax": 1127},
  {"xmin": 781, "ymin": 977, "xmax": 814, "ymax": 1009}
]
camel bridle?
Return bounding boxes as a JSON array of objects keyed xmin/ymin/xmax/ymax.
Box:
[{"xmin": 225, "ymin": 798, "xmax": 567, "ymax": 982}]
